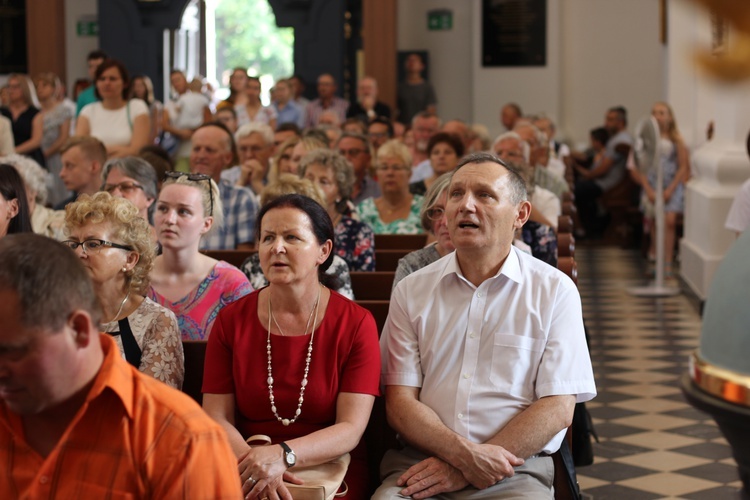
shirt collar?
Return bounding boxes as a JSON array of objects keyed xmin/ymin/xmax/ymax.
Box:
[
  {"xmin": 439, "ymin": 246, "xmax": 523, "ymax": 287},
  {"xmin": 87, "ymin": 334, "xmax": 135, "ymax": 419}
]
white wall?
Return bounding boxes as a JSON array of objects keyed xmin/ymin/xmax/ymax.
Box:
[
  {"xmin": 559, "ymin": 0, "xmax": 664, "ymax": 147},
  {"xmin": 397, "ymin": 1, "xmax": 473, "ymax": 124},
  {"xmin": 64, "ymin": 0, "xmax": 99, "ymax": 93},
  {"xmin": 397, "ymin": 0, "xmax": 665, "ymax": 148},
  {"xmin": 471, "ymin": 0, "xmax": 561, "ymax": 143}
]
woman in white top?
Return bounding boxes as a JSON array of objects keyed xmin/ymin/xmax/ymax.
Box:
[
  {"xmin": 235, "ymin": 76, "xmax": 277, "ymax": 130},
  {"xmin": 76, "ymin": 59, "xmax": 150, "ymax": 159}
]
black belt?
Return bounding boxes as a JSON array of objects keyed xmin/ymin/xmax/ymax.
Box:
[{"xmin": 107, "ymin": 318, "xmax": 142, "ymax": 368}]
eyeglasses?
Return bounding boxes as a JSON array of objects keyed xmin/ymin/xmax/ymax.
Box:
[
  {"xmin": 426, "ymin": 207, "xmax": 445, "ymax": 221},
  {"xmin": 62, "ymin": 239, "xmax": 134, "ymax": 254},
  {"xmin": 103, "ymin": 181, "xmax": 144, "ymax": 194},
  {"xmin": 164, "ymin": 171, "xmax": 214, "ymax": 216}
]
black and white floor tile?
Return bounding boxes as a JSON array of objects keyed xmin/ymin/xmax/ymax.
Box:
[{"xmin": 575, "ymin": 246, "xmax": 745, "ymax": 499}]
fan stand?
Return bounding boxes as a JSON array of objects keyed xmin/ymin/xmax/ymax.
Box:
[{"xmin": 628, "ymin": 150, "xmax": 681, "ymax": 297}]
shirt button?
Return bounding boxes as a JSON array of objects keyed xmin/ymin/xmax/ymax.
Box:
[
  {"xmin": 40, "ymin": 476, "xmax": 48, "ymax": 484},
  {"xmin": 458, "ymin": 413, "xmax": 464, "ymax": 419},
  {"xmin": 477, "ymin": 292, "xmax": 483, "ymax": 298},
  {"xmin": 463, "ymin": 373, "xmax": 471, "ymax": 379},
  {"xmin": 469, "ymin": 332, "xmax": 476, "ymax": 339}
]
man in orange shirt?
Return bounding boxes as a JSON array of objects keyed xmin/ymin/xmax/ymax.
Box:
[{"xmin": 0, "ymin": 233, "xmax": 242, "ymax": 499}]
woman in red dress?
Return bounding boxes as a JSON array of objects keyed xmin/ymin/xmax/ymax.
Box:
[{"xmin": 203, "ymin": 194, "xmax": 381, "ymax": 499}]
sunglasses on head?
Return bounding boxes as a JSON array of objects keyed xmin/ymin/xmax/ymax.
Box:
[{"xmin": 164, "ymin": 171, "xmax": 214, "ymax": 216}]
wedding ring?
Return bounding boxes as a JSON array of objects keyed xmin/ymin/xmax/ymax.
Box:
[{"xmin": 247, "ymin": 477, "xmax": 257, "ymax": 485}]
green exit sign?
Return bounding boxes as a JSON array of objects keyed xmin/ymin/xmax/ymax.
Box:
[
  {"xmin": 77, "ymin": 19, "xmax": 98, "ymax": 37},
  {"xmin": 428, "ymin": 9, "xmax": 452, "ymax": 31}
]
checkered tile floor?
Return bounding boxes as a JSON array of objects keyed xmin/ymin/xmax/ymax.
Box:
[{"xmin": 576, "ymin": 246, "xmax": 745, "ymax": 499}]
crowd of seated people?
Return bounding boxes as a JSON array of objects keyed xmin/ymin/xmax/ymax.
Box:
[{"xmin": 1, "ymin": 49, "xmax": 708, "ymax": 498}]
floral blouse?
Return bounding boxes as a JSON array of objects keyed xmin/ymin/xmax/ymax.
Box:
[
  {"xmin": 335, "ymin": 217, "xmax": 375, "ymax": 272},
  {"xmin": 240, "ymin": 253, "xmax": 354, "ymax": 299},
  {"xmin": 521, "ymin": 220, "xmax": 558, "ymax": 267},
  {"xmin": 101, "ymin": 297, "xmax": 184, "ymax": 389},
  {"xmin": 356, "ymin": 195, "xmax": 425, "ymax": 235}
]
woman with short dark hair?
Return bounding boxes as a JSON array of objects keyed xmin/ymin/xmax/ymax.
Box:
[{"xmin": 0, "ymin": 163, "xmax": 33, "ymax": 238}]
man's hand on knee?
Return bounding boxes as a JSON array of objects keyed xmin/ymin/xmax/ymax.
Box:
[
  {"xmin": 396, "ymin": 457, "xmax": 468, "ymax": 499},
  {"xmin": 457, "ymin": 443, "xmax": 524, "ymax": 489}
]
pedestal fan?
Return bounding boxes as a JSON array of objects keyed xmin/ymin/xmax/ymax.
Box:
[{"xmin": 628, "ymin": 115, "xmax": 680, "ymax": 297}]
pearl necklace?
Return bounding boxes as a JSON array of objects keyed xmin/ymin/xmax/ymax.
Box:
[{"xmin": 266, "ymin": 284, "xmax": 322, "ymax": 426}]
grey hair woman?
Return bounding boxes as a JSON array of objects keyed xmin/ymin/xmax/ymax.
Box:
[
  {"xmin": 102, "ymin": 156, "xmax": 159, "ymax": 225},
  {"xmin": 301, "ymin": 149, "xmax": 376, "ymax": 271}
]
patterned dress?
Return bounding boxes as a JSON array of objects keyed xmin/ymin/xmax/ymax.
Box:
[
  {"xmin": 356, "ymin": 195, "xmax": 425, "ymax": 235},
  {"xmin": 101, "ymin": 297, "xmax": 184, "ymax": 389},
  {"xmin": 521, "ymin": 221, "xmax": 558, "ymax": 268},
  {"xmin": 335, "ymin": 217, "xmax": 375, "ymax": 272},
  {"xmin": 148, "ymin": 261, "xmax": 253, "ymax": 341}
]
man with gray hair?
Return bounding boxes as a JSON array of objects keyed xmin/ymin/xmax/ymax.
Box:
[
  {"xmin": 493, "ymin": 132, "xmax": 560, "ymax": 230},
  {"xmin": 376, "ymin": 153, "xmax": 595, "ymax": 499},
  {"xmin": 0, "ymin": 234, "xmax": 242, "ymax": 498},
  {"xmin": 347, "ymin": 76, "xmax": 392, "ymax": 123},
  {"xmin": 221, "ymin": 122, "xmax": 274, "ymax": 199}
]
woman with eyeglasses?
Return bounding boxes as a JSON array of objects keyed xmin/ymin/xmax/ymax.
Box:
[
  {"xmin": 0, "ymin": 163, "xmax": 33, "ymax": 238},
  {"xmin": 393, "ymin": 173, "xmax": 454, "ymax": 288},
  {"xmin": 356, "ymin": 139, "xmax": 424, "ymax": 234},
  {"xmin": 148, "ymin": 172, "xmax": 252, "ymax": 340},
  {"xmin": 102, "ymin": 156, "xmax": 159, "ymax": 242},
  {"xmin": 63, "ymin": 191, "xmax": 184, "ymax": 388}
]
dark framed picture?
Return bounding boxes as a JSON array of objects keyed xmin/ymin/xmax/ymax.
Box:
[{"xmin": 482, "ymin": 0, "xmax": 546, "ymax": 67}]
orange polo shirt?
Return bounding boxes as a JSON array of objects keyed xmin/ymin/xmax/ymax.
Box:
[{"xmin": 0, "ymin": 334, "xmax": 242, "ymax": 499}]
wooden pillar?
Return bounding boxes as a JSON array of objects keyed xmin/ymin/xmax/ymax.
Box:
[
  {"xmin": 362, "ymin": 0, "xmax": 396, "ymax": 112},
  {"xmin": 26, "ymin": 0, "xmax": 66, "ymax": 81}
]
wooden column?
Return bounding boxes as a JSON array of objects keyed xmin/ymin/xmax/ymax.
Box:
[
  {"xmin": 26, "ymin": 0, "xmax": 66, "ymax": 81},
  {"xmin": 362, "ymin": 0, "xmax": 397, "ymax": 112}
]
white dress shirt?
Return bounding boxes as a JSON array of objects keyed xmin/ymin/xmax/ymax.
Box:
[
  {"xmin": 531, "ymin": 186, "xmax": 561, "ymax": 230},
  {"xmin": 381, "ymin": 247, "xmax": 596, "ymax": 454}
]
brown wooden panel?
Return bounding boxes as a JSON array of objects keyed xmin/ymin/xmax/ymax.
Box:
[
  {"xmin": 351, "ymin": 271, "xmax": 394, "ymax": 301},
  {"xmin": 374, "ymin": 233, "xmax": 427, "ymax": 250},
  {"xmin": 355, "ymin": 299, "xmax": 390, "ymax": 335},
  {"xmin": 375, "ymin": 249, "xmax": 411, "ymax": 272},
  {"xmin": 25, "ymin": 0, "xmax": 66, "ymax": 81},
  {"xmin": 362, "ymin": 0, "xmax": 397, "ymax": 113}
]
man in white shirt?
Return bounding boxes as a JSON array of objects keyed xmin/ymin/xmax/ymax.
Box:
[{"xmin": 376, "ymin": 153, "xmax": 596, "ymax": 499}]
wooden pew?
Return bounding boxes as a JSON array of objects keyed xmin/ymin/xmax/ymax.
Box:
[
  {"xmin": 355, "ymin": 300, "xmax": 390, "ymax": 334},
  {"xmin": 558, "ymin": 215, "xmax": 574, "ymax": 234},
  {"xmin": 350, "ymin": 271, "xmax": 395, "ymax": 301},
  {"xmin": 558, "ymin": 233, "xmax": 576, "ymax": 259},
  {"xmin": 182, "ymin": 340, "xmax": 208, "ymax": 405},
  {"xmin": 374, "ymin": 233, "xmax": 427, "ymax": 250},
  {"xmin": 375, "ymin": 249, "xmax": 412, "ymax": 272}
]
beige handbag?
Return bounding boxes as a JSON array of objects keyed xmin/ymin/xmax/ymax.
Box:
[{"xmin": 246, "ymin": 434, "xmax": 350, "ymax": 500}]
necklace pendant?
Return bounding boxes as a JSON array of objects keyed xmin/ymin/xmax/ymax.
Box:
[{"xmin": 282, "ymin": 418, "xmax": 290, "ymax": 426}]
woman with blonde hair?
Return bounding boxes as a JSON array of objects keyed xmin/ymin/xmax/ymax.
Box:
[
  {"xmin": 35, "ymin": 72, "xmax": 73, "ymax": 206},
  {"xmin": 267, "ymin": 136, "xmax": 300, "ymax": 184},
  {"xmin": 149, "ymin": 172, "xmax": 252, "ymax": 339},
  {"xmin": 130, "ymin": 74, "xmax": 162, "ymax": 144},
  {"xmin": 0, "ymin": 74, "xmax": 45, "ymax": 167},
  {"xmin": 288, "ymin": 135, "xmax": 328, "ymax": 176},
  {"xmin": 63, "ymin": 191, "xmax": 184, "ymax": 388},
  {"xmin": 357, "ymin": 139, "xmax": 424, "ymax": 234},
  {"xmin": 630, "ymin": 101, "xmax": 690, "ymax": 275}
]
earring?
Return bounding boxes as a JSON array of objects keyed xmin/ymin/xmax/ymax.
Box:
[{"xmin": 122, "ymin": 267, "xmax": 127, "ymax": 273}]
